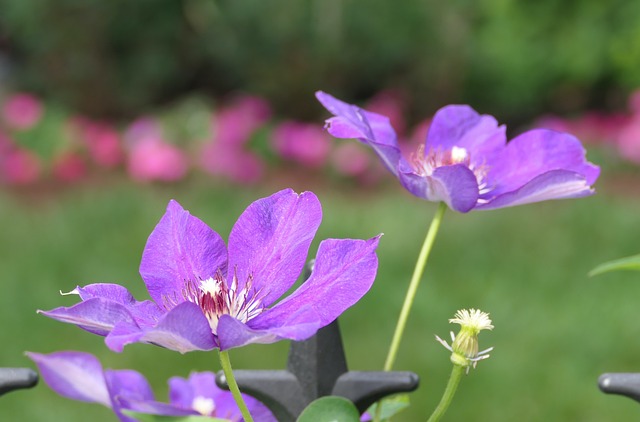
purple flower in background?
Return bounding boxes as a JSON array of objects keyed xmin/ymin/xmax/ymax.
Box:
[
  {"xmin": 41, "ymin": 189, "xmax": 380, "ymax": 352},
  {"xmin": 316, "ymin": 91, "xmax": 600, "ymax": 213},
  {"xmin": 27, "ymin": 351, "xmax": 275, "ymax": 421}
]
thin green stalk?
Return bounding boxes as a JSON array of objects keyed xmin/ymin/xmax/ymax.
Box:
[
  {"xmin": 219, "ymin": 350, "xmax": 254, "ymax": 422},
  {"xmin": 383, "ymin": 201, "xmax": 447, "ymax": 371},
  {"xmin": 374, "ymin": 202, "xmax": 447, "ymax": 422},
  {"xmin": 426, "ymin": 364, "xmax": 465, "ymax": 422}
]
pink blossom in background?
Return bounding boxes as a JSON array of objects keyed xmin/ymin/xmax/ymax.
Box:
[
  {"xmin": 618, "ymin": 90, "xmax": 640, "ymax": 163},
  {"xmin": 272, "ymin": 121, "xmax": 331, "ymax": 168},
  {"xmin": 123, "ymin": 116, "xmax": 164, "ymax": 145},
  {"xmin": 1, "ymin": 93, "xmax": 43, "ymax": 130},
  {"xmin": 127, "ymin": 137, "xmax": 188, "ymax": 182},
  {"xmin": 0, "ymin": 148, "xmax": 41, "ymax": 185},
  {"xmin": 70, "ymin": 117, "xmax": 124, "ymax": 168},
  {"xmin": 52, "ymin": 152, "xmax": 87, "ymax": 183},
  {"xmin": 213, "ymin": 94, "xmax": 271, "ymax": 147},
  {"xmin": 365, "ymin": 90, "xmax": 407, "ymax": 138},
  {"xmin": 331, "ymin": 143, "xmax": 371, "ymax": 177},
  {"xmin": 198, "ymin": 94, "xmax": 270, "ymax": 184},
  {"xmin": 199, "ymin": 141, "xmax": 264, "ymax": 184}
]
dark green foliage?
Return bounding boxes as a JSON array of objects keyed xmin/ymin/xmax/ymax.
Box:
[{"xmin": 1, "ymin": 0, "xmax": 639, "ymax": 122}]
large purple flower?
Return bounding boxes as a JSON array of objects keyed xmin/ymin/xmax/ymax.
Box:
[
  {"xmin": 41, "ymin": 189, "xmax": 380, "ymax": 352},
  {"xmin": 316, "ymin": 91, "xmax": 600, "ymax": 213},
  {"xmin": 27, "ymin": 351, "xmax": 275, "ymax": 421}
]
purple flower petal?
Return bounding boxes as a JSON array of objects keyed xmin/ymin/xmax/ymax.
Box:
[
  {"xmin": 316, "ymin": 91, "xmax": 406, "ymax": 175},
  {"xmin": 105, "ymin": 369, "xmax": 157, "ymax": 421},
  {"xmin": 71, "ymin": 283, "xmax": 164, "ymax": 328},
  {"xmin": 486, "ymin": 129, "xmax": 600, "ymax": 197},
  {"xmin": 218, "ymin": 236, "xmax": 382, "ymax": 350},
  {"xmin": 26, "ymin": 351, "xmax": 111, "ymax": 406},
  {"xmin": 115, "ymin": 397, "xmax": 196, "ymax": 418},
  {"xmin": 142, "ymin": 302, "xmax": 216, "ymax": 352},
  {"xmin": 105, "ymin": 369, "xmax": 155, "ymax": 403},
  {"xmin": 39, "ymin": 298, "xmax": 140, "ymax": 337},
  {"xmin": 216, "ymin": 313, "xmax": 321, "ymax": 350},
  {"xmin": 476, "ymin": 169, "xmax": 594, "ymax": 210},
  {"xmin": 398, "ymin": 164, "xmax": 479, "ymax": 213},
  {"xmin": 140, "ymin": 200, "xmax": 228, "ymax": 306},
  {"xmin": 254, "ymin": 236, "xmax": 381, "ymax": 326},
  {"xmin": 425, "ymin": 105, "xmax": 505, "ymax": 163},
  {"xmin": 168, "ymin": 372, "xmax": 276, "ymax": 421},
  {"xmin": 227, "ymin": 189, "xmax": 321, "ymax": 306}
]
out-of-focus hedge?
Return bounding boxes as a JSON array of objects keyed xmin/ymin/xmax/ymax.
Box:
[{"xmin": 1, "ymin": 0, "xmax": 638, "ymax": 122}]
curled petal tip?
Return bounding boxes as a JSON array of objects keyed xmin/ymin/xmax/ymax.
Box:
[{"xmin": 60, "ymin": 288, "xmax": 80, "ymax": 296}]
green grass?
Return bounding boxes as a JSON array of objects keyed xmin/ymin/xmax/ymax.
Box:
[{"xmin": 1, "ymin": 173, "xmax": 640, "ymax": 421}]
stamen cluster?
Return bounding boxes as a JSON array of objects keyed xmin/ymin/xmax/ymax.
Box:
[
  {"xmin": 411, "ymin": 145, "xmax": 493, "ymax": 200},
  {"xmin": 166, "ymin": 269, "xmax": 265, "ymax": 336},
  {"xmin": 436, "ymin": 308, "xmax": 494, "ymax": 373}
]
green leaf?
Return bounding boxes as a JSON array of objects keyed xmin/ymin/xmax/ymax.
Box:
[
  {"xmin": 366, "ymin": 394, "xmax": 411, "ymax": 421},
  {"xmin": 589, "ymin": 254, "xmax": 640, "ymax": 276},
  {"xmin": 121, "ymin": 411, "xmax": 228, "ymax": 422},
  {"xmin": 297, "ymin": 396, "xmax": 361, "ymax": 422}
]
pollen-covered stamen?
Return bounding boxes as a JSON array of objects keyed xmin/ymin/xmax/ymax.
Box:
[
  {"xmin": 181, "ymin": 269, "xmax": 265, "ymax": 336},
  {"xmin": 411, "ymin": 145, "xmax": 493, "ymax": 198}
]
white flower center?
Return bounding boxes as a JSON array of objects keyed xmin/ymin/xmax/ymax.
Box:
[
  {"xmin": 164, "ymin": 269, "xmax": 265, "ymax": 336},
  {"xmin": 192, "ymin": 396, "xmax": 216, "ymax": 416}
]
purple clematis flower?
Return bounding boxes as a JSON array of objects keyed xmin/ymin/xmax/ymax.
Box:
[
  {"xmin": 40, "ymin": 189, "xmax": 380, "ymax": 352},
  {"xmin": 316, "ymin": 91, "xmax": 600, "ymax": 213},
  {"xmin": 27, "ymin": 351, "xmax": 275, "ymax": 421}
]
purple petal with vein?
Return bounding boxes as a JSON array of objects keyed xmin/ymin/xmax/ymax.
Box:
[
  {"xmin": 140, "ymin": 200, "xmax": 228, "ymax": 305},
  {"xmin": 316, "ymin": 91, "xmax": 405, "ymax": 175},
  {"xmin": 227, "ymin": 189, "xmax": 321, "ymax": 304},
  {"xmin": 253, "ymin": 236, "xmax": 380, "ymax": 327},
  {"xmin": 27, "ymin": 351, "xmax": 111, "ymax": 406},
  {"xmin": 39, "ymin": 298, "xmax": 140, "ymax": 336}
]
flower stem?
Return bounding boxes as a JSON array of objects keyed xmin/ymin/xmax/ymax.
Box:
[
  {"xmin": 219, "ymin": 350, "xmax": 254, "ymax": 422},
  {"xmin": 383, "ymin": 201, "xmax": 447, "ymax": 371},
  {"xmin": 426, "ymin": 364, "xmax": 465, "ymax": 422}
]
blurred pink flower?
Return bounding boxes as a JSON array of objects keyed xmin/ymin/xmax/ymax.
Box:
[
  {"xmin": 198, "ymin": 95, "xmax": 270, "ymax": 184},
  {"xmin": 2, "ymin": 93, "xmax": 43, "ymax": 130},
  {"xmin": 272, "ymin": 121, "xmax": 331, "ymax": 168},
  {"xmin": 52, "ymin": 152, "xmax": 87, "ymax": 183},
  {"xmin": 199, "ymin": 142, "xmax": 264, "ymax": 184},
  {"xmin": 123, "ymin": 116, "xmax": 164, "ymax": 145},
  {"xmin": 213, "ymin": 94, "xmax": 271, "ymax": 147},
  {"xmin": 331, "ymin": 143, "xmax": 371, "ymax": 177},
  {"xmin": 0, "ymin": 148, "xmax": 41, "ymax": 185},
  {"xmin": 70, "ymin": 117, "xmax": 124, "ymax": 168},
  {"xmin": 128, "ymin": 138, "xmax": 188, "ymax": 182}
]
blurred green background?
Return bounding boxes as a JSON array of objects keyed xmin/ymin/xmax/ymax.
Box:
[
  {"xmin": 2, "ymin": 1, "xmax": 640, "ymax": 421},
  {"xmin": 2, "ymin": 0, "xmax": 640, "ymax": 123}
]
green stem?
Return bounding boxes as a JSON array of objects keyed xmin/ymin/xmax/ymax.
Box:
[
  {"xmin": 426, "ymin": 364, "xmax": 465, "ymax": 422},
  {"xmin": 373, "ymin": 202, "xmax": 446, "ymax": 422},
  {"xmin": 219, "ymin": 350, "xmax": 254, "ymax": 422},
  {"xmin": 383, "ymin": 201, "xmax": 447, "ymax": 371}
]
